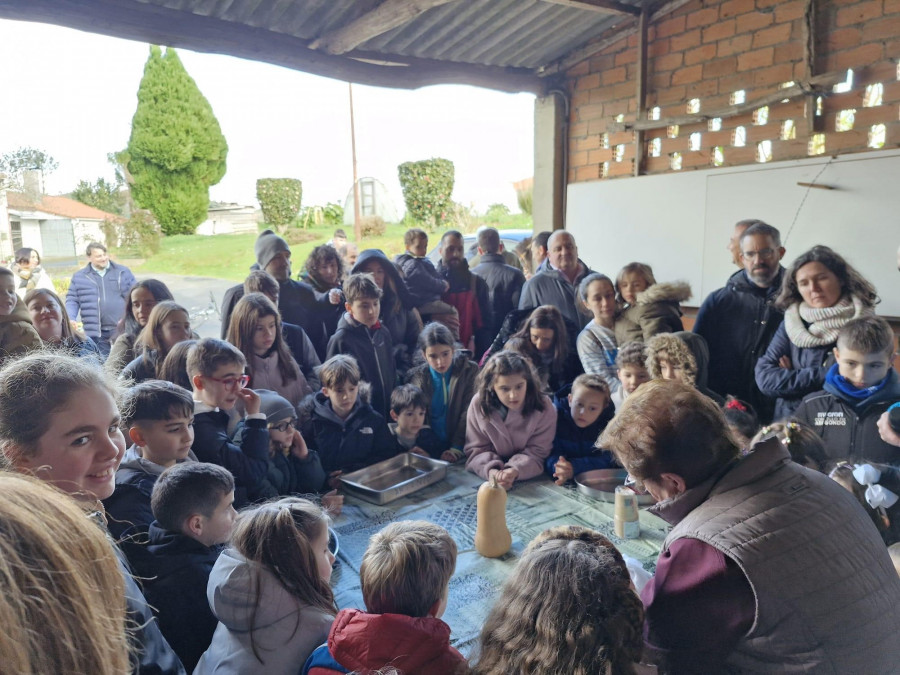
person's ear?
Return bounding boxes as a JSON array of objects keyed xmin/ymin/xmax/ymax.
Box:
[
  {"xmin": 658, "ymin": 472, "xmax": 688, "ymax": 497},
  {"xmin": 567, "ymin": 393, "xmax": 573, "ymax": 405},
  {"xmin": 185, "ymin": 514, "xmax": 204, "ymax": 539},
  {"xmin": 833, "ymin": 347, "xmax": 841, "ymax": 361},
  {"xmin": 321, "ymin": 386, "xmax": 330, "ymax": 397},
  {"xmin": 777, "ymin": 246, "xmax": 786, "ymax": 261},
  {"xmin": 128, "ymin": 426, "xmax": 146, "ymax": 447},
  {"xmin": 389, "ymin": 410, "xmax": 399, "ymax": 422},
  {"xmin": 192, "ymin": 373, "xmax": 205, "ymax": 392},
  {"xmin": 345, "ymin": 301, "xmax": 352, "ymax": 313}
]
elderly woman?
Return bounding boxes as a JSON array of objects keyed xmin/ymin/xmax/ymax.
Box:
[
  {"xmin": 600, "ymin": 380, "xmax": 900, "ymax": 673},
  {"xmin": 755, "ymin": 245, "xmax": 878, "ymax": 420},
  {"xmin": 24, "ymin": 288, "xmax": 100, "ymax": 359}
]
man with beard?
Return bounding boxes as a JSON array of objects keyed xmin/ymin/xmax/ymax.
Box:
[
  {"xmin": 694, "ymin": 222, "xmax": 786, "ymax": 422},
  {"xmin": 436, "ymin": 230, "xmax": 491, "ymax": 356}
]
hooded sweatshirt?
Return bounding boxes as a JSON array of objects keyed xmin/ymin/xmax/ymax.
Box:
[
  {"xmin": 195, "ymin": 548, "xmax": 335, "ymax": 675},
  {"xmin": 303, "ymin": 609, "xmax": 467, "ymax": 675},
  {"xmin": 0, "ymin": 296, "xmax": 42, "ymax": 363}
]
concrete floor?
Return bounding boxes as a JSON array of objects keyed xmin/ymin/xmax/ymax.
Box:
[{"xmin": 137, "ymin": 272, "xmax": 235, "ymax": 339}]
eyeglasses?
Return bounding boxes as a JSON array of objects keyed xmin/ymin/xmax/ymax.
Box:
[
  {"xmin": 204, "ymin": 374, "xmax": 250, "ymax": 390},
  {"xmin": 624, "ymin": 473, "xmax": 649, "ymax": 495},
  {"xmin": 741, "ymin": 248, "xmax": 777, "ymax": 261},
  {"xmin": 268, "ymin": 419, "xmax": 297, "ymax": 433}
]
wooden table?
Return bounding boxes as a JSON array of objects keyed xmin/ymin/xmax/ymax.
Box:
[{"xmin": 330, "ymin": 465, "xmax": 669, "ymax": 654}]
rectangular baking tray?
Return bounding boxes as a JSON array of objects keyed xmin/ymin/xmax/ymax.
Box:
[
  {"xmin": 340, "ymin": 453, "xmax": 449, "ymax": 505},
  {"xmin": 575, "ymin": 469, "xmax": 656, "ymax": 506}
]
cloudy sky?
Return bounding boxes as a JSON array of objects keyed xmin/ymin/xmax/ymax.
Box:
[{"xmin": 0, "ymin": 18, "xmax": 535, "ymax": 214}]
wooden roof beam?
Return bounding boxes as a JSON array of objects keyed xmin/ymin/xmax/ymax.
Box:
[
  {"xmin": 309, "ymin": 0, "xmax": 459, "ymax": 55},
  {"xmin": 539, "ymin": 0, "xmax": 641, "ymax": 16}
]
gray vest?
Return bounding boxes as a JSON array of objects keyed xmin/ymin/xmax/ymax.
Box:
[{"xmin": 664, "ymin": 439, "xmax": 900, "ymax": 673}]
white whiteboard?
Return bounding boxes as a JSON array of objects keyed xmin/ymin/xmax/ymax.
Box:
[{"xmin": 567, "ymin": 149, "xmax": 900, "ymax": 316}]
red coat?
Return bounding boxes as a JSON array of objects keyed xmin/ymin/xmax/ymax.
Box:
[{"xmin": 305, "ymin": 609, "xmax": 467, "ymax": 675}]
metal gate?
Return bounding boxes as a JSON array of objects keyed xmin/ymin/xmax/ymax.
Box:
[{"xmin": 40, "ymin": 219, "xmax": 76, "ymax": 257}]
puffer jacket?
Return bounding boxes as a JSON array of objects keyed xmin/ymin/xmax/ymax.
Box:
[
  {"xmin": 614, "ymin": 281, "xmax": 690, "ymax": 344},
  {"xmin": 64, "ymin": 260, "xmax": 136, "ymax": 339},
  {"xmin": 395, "ymin": 252, "xmax": 447, "ymax": 306},
  {"xmin": 544, "ymin": 384, "xmax": 617, "ymax": 478}
]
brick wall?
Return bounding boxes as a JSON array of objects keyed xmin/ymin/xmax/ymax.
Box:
[{"xmin": 566, "ymin": 0, "xmax": 900, "ymax": 183}]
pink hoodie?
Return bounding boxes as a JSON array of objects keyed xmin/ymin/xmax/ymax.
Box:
[{"xmin": 464, "ymin": 392, "xmax": 556, "ymax": 481}]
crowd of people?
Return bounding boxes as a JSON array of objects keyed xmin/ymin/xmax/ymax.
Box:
[{"xmin": 0, "ymin": 221, "xmax": 899, "ymax": 674}]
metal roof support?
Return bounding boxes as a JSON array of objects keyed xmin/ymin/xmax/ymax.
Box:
[{"xmin": 539, "ymin": 0, "xmax": 641, "ymax": 16}]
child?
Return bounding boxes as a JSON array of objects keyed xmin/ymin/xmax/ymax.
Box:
[
  {"xmin": 326, "ymin": 273, "xmax": 396, "ymax": 418},
  {"xmin": 464, "ymin": 351, "xmax": 556, "ymax": 489},
  {"xmin": 226, "ymin": 293, "xmax": 312, "ymax": 408},
  {"xmin": 827, "ymin": 459, "xmax": 900, "ymax": 545},
  {"xmin": 472, "ymin": 525, "xmax": 643, "ymax": 675},
  {"xmin": 143, "ymin": 462, "xmax": 237, "ymax": 672},
  {"xmin": 0, "ymin": 266, "xmax": 42, "ymax": 364},
  {"xmin": 158, "ymin": 338, "xmax": 198, "ymax": 390},
  {"xmin": 612, "ymin": 340, "xmax": 651, "ymax": 410},
  {"xmin": 510, "ymin": 305, "xmax": 583, "ymax": 393},
  {"xmin": 395, "ymin": 228, "xmax": 457, "ymax": 321},
  {"xmin": 576, "ymin": 273, "xmax": 620, "ymax": 390},
  {"xmin": 614, "ymin": 262, "xmax": 689, "ymax": 344},
  {"xmin": 404, "ymin": 322, "xmax": 478, "ymax": 462},
  {"xmin": 187, "ymin": 337, "xmax": 269, "ymax": 508},
  {"xmin": 723, "ymin": 396, "xmax": 760, "ymax": 451},
  {"xmin": 645, "ymin": 332, "xmax": 725, "ymax": 405},
  {"xmin": 122, "ymin": 300, "xmax": 193, "ymax": 383},
  {"xmin": 0, "ymin": 352, "xmax": 185, "ymax": 674},
  {"xmin": 795, "ymin": 316, "xmax": 900, "ymax": 463},
  {"xmin": 546, "ymin": 374, "xmax": 617, "ymax": 485},
  {"xmin": 103, "ymin": 380, "xmax": 196, "ymax": 559},
  {"xmin": 108, "ymin": 279, "xmax": 175, "ymax": 375},
  {"xmin": 195, "ymin": 497, "xmax": 337, "ymax": 675},
  {"xmin": 299, "ymin": 354, "xmax": 395, "ymax": 474},
  {"xmin": 751, "ymin": 421, "xmax": 828, "ymax": 471},
  {"xmin": 389, "ymin": 384, "xmax": 449, "ymax": 459},
  {"xmin": 303, "ymin": 520, "xmax": 466, "ymax": 675}
]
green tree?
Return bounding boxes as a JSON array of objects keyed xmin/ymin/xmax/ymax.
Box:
[
  {"xmin": 0, "ymin": 146, "xmax": 58, "ymax": 190},
  {"xmin": 397, "ymin": 158, "xmax": 454, "ymax": 229},
  {"xmin": 122, "ymin": 45, "xmax": 227, "ymax": 235},
  {"xmin": 70, "ymin": 177, "xmax": 125, "ymax": 215}
]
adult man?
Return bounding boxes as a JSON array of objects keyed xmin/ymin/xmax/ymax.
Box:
[
  {"xmin": 437, "ymin": 230, "xmax": 491, "ymax": 356},
  {"xmin": 726, "ymin": 219, "xmax": 761, "ymax": 268},
  {"xmin": 220, "ymin": 230, "xmax": 337, "ymax": 359},
  {"xmin": 601, "ymin": 380, "xmax": 900, "ymax": 673},
  {"xmin": 471, "ymin": 227, "xmax": 525, "ymax": 342},
  {"xmin": 65, "ymin": 241, "xmax": 136, "ymax": 358},
  {"xmin": 518, "ymin": 230, "xmax": 592, "ymax": 329},
  {"xmin": 694, "ymin": 222, "xmax": 785, "ymax": 422},
  {"xmin": 531, "ymin": 230, "xmax": 551, "ymax": 274}
]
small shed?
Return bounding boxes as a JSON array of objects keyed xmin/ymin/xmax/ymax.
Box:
[
  {"xmin": 342, "ymin": 177, "xmax": 401, "ymax": 225},
  {"xmin": 196, "ymin": 202, "xmax": 261, "ymax": 236}
]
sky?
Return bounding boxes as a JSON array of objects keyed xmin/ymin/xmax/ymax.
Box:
[{"xmin": 0, "ymin": 19, "xmax": 535, "ymax": 215}]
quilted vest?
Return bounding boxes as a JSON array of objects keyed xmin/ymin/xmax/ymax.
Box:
[{"xmin": 663, "ymin": 438, "xmax": 900, "ymax": 673}]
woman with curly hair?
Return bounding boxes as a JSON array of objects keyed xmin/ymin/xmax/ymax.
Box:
[
  {"xmin": 472, "ymin": 525, "xmax": 644, "ymax": 675},
  {"xmin": 755, "ymin": 245, "xmax": 878, "ymax": 420}
]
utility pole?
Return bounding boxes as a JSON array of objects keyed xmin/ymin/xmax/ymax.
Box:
[{"xmin": 349, "ymin": 83, "xmax": 362, "ymax": 242}]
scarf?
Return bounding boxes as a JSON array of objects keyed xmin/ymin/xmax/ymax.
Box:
[
  {"xmin": 824, "ymin": 362, "xmax": 891, "ymax": 402},
  {"xmin": 784, "ymin": 294, "xmax": 870, "ymax": 348}
]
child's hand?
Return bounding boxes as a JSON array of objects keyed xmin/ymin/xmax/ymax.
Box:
[
  {"xmin": 409, "ymin": 447, "xmax": 430, "ymax": 457},
  {"xmin": 327, "ymin": 470, "xmax": 343, "ymax": 489},
  {"xmin": 490, "ymin": 467, "xmax": 519, "ymax": 490},
  {"xmin": 441, "ymin": 448, "xmax": 464, "ymax": 463},
  {"xmin": 322, "ymin": 489, "xmax": 343, "ymax": 516},
  {"xmin": 289, "ymin": 429, "xmax": 309, "ymax": 460},
  {"xmin": 240, "ymin": 387, "xmax": 261, "ymax": 415},
  {"xmin": 778, "ymin": 355, "xmax": 792, "ymax": 370},
  {"xmin": 328, "ymin": 288, "xmax": 342, "ymax": 305},
  {"xmin": 553, "ymin": 456, "xmax": 573, "ymax": 485},
  {"xmin": 878, "ymin": 410, "xmax": 900, "ymax": 448}
]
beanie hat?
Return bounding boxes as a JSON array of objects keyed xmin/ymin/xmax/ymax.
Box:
[
  {"xmin": 255, "ymin": 229, "xmax": 290, "ymax": 271},
  {"xmin": 256, "ymin": 389, "xmax": 295, "ymax": 423}
]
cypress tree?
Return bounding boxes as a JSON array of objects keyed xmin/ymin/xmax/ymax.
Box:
[{"xmin": 124, "ymin": 46, "xmax": 227, "ymax": 235}]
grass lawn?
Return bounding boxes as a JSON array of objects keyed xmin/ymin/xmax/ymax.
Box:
[{"xmin": 126, "ymin": 214, "xmax": 532, "ymax": 282}]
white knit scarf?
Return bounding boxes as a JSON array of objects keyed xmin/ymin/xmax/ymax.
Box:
[{"xmin": 784, "ymin": 294, "xmax": 871, "ymax": 348}]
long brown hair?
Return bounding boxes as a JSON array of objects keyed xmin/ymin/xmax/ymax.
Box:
[
  {"xmin": 475, "ymin": 350, "xmax": 546, "ymax": 418},
  {"xmin": 135, "ymin": 300, "xmax": 190, "ymax": 372},
  {"xmin": 473, "ymin": 526, "xmax": 643, "ymax": 675},
  {"xmin": 23, "ymin": 287, "xmax": 81, "ymax": 341},
  {"xmin": 512, "ymin": 305, "xmax": 568, "ymax": 373},
  {"xmin": 775, "ymin": 245, "xmax": 878, "ymax": 310},
  {"xmin": 226, "ymin": 293, "xmax": 300, "ymax": 384}
]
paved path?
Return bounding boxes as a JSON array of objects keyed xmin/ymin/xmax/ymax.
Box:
[{"xmin": 135, "ymin": 272, "xmax": 235, "ymax": 339}]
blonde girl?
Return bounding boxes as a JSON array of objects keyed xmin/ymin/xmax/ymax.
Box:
[
  {"xmin": 227, "ymin": 293, "xmax": 312, "ymax": 407},
  {"xmin": 196, "ymin": 497, "xmax": 337, "ymax": 674},
  {"xmin": 464, "ymin": 351, "xmax": 556, "ymax": 489},
  {"xmin": 122, "ymin": 300, "xmax": 192, "ymax": 383},
  {"xmin": 615, "ymin": 262, "xmax": 690, "ymax": 344}
]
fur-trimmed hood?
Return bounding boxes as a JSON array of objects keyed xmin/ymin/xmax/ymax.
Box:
[{"xmin": 634, "ymin": 281, "xmax": 692, "ymax": 306}]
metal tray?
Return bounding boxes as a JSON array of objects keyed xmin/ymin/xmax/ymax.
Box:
[
  {"xmin": 575, "ymin": 469, "xmax": 656, "ymax": 506},
  {"xmin": 340, "ymin": 453, "xmax": 449, "ymax": 505}
]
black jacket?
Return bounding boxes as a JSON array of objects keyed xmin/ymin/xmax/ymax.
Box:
[
  {"xmin": 283, "ymin": 321, "xmax": 322, "ymax": 390},
  {"xmin": 139, "ymin": 524, "xmax": 223, "ymax": 673},
  {"xmin": 299, "ymin": 392, "xmax": 396, "ymax": 474},
  {"xmin": 326, "ymin": 313, "xmax": 396, "ymax": 418},
  {"xmin": 471, "ymin": 253, "xmax": 526, "ymax": 344},
  {"xmin": 693, "ymin": 268, "xmax": 785, "ymax": 422}
]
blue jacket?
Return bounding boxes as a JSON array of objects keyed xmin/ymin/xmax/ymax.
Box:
[
  {"xmin": 755, "ymin": 320, "xmax": 834, "ymax": 421},
  {"xmin": 693, "ymin": 268, "xmax": 784, "ymax": 423},
  {"xmin": 395, "ymin": 252, "xmax": 446, "ymax": 306},
  {"xmin": 65, "ymin": 260, "xmax": 136, "ymax": 339},
  {"xmin": 544, "ymin": 386, "xmax": 617, "ymax": 478}
]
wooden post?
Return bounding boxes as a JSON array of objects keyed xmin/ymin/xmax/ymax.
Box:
[
  {"xmin": 349, "ymin": 83, "xmax": 362, "ymax": 242},
  {"xmin": 634, "ymin": 3, "xmax": 648, "ymax": 177}
]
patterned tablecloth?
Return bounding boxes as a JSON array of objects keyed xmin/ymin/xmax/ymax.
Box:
[{"xmin": 330, "ymin": 465, "xmax": 669, "ymax": 655}]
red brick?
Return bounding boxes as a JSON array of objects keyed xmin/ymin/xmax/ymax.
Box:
[
  {"xmin": 887, "ymin": 0, "xmax": 900, "ymax": 14},
  {"xmin": 570, "ymin": 122, "xmax": 589, "ymax": 138},
  {"xmin": 657, "ymin": 14, "xmax": 687, "ymax": 38},
  {"xmin": 865, "ymin": 15, "xmax": 900, "ymax": 40},
  {"xmin": 573, "ymin": 165, "xmax": 600, "ymax": 182},
  {"xmin": 703, "ymin": 19, "xmax": 737, "ymax": 42},
  {"xmin": 615, "ymin": 49, "xmax": 637, "ymax": 66},
  {"xmin": 654, "ymin": 51, "xmax": 685, "ymax": 71},
  {"xmin": 588, "ymin": 148, "xmax": 613, "ymax": 164},
  {"xmin": 705, "ymin": 55, "xmax": 739, "ymax": 77},
  {"xmin": 566, "ymin": 60, "xmax": 590, "ymax": 78},
  {"xmin": 569, "ymin": 150, "xmax": 589, "ymax": 167},
  {"xmin": 644, "ymin": 156, "xmax": 672, "ymax": 173},
  {"xmin": 772, "ymin": 139, "xmax": 810, "ymax": 161},
  {"xmin": 737, "ymin": 47, "xmax": 775, "ymax": 70},
  {"xmin": 826, "ymin": 128, "xmax": 870, "ymax": 150},
  {"xmin": 661, "ymin": 136, "xmax": 690, "ymax": 153},
  {"xmin": 719, "ymin": 0, "xmax": 752, "ymax": 20},
  {"xmin": 651, "ymin": 71, "xmax": 673, "ymax": 89},
  {"xmin": 717, "ymin": 33, "xmax": 753, "ymax": 57},
  {"xmin": 577, "ymin": 104, "xmax": 605, "ymax": 122},
  {"xmin": 607, "ymin": 159, "xmax": 636, "ymax": 177},
  {"xmin": 588, "ymin": 119, "xmax": 610, "ymax": 135},
  {"xmin": 687, "ymin": 6, "xmax": 721, "ymax": 28},
  {"xmin": 684, "ymin": 43, "xmax": 719, "ymax": 65},
  {"xmin": 736, "ymin": 10, "xmax": 774, "ymax": 33},
  {"xmin": 626, "ymin": 33, "xmax": 639, "ymax": 49},
  {"xmin": 774, "ymin": 41, "xmax": 803, "ymax": 63},
  {"xmin": 856, "ymin": 60, "xmax": 898, "ymax": 85},
  {"xmin": 828, "ymin": 43, "xmax": 885, "ymax": 71},
  {"xmin": 752, "ymin": 63, "xmax": 795, "ymax": 88},
  {"xmin": 752, "ymin": 23, "xmax": 793, "ymax": 48},
  {"xmin": 687, "ymin": 79, "xmax": 720, "ymax": 98},
  {"xmin": 746, "ymin": 123, "xmax": 779, "ymax": 142},
  {"xmin": 683, "ymin": 149, "xmax": 713, "ymax": 168},
  {"xmin": 852, "ymin": 106, "xmax": 895, "ymax": 127},
  {"xmin": 649, "ymin": 38, "xmax": 671, "ymax": 58},
  {"xmin": 610, "ymin": 130, "xmax": 636, "ymax": 145},
  {"xmin": 672, "ymin": 64, "xmax": 704, "ymax": 84},
  {"xmin": 575, "ymin": 135, "xmax": 601, "ymax": 151},
  {"xmin": 657, "ymin": 85, "xmax": 688, "ymax": 104},
  {"xmin": 837, "ymin": 1, "xmax": 884, "ymax": 27},
  {"xmin": 823, "ymin": 27, "xmax": 862, "ymax": 51},
  {"xmin": 755, "ymin": 0, "xmax": 781, "ymax": 8},
  {"xmin": 575, "ymin": 73, "xmax": 601, "ymax": 91},
  {"xmin": 602, "ymin": 67, "xmax": 627, "ymax": 85},
  {"xmin": 670, "ymin": 29, "xmax": 702, "ymax": 51},
  {"xmin": 773, "ymin": 0, "xmax": 806, "ymax": 23},
  {"xmin": 589, "ymin": 53, "xmax": 616, "ymax": 72},
  {"xmin": 724, "ymin": 145, "xmax": 759, "ymax": 164}
]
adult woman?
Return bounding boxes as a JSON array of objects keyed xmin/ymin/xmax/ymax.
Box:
[
  {"xmin": 108, "ymin": 278, "xmax": 174, "ymax": 374},
  {"xmin": 301, "ymin": 245, "xmax": 344, "ymax": 336},
  {"xmin": 12, "ymin": 247, "xmax": 53, "ymax": 299},
  {"xmin": 24, "ymin": 287, "xmax": 101, "ymax": 359},
  {"xmin": 600, "ymin": 379, "xmax": 900, "ymax": 673},
  {"xmin": 576, "ymin": 273, "xmax": 619, "ymax": 390},
  {"xmin": 755, "ymin": 246, "xmax": 877, "ymax": 420},
  {"xmin": 351, "ymin": 249, "xmax": 421, "ymax": 375}
]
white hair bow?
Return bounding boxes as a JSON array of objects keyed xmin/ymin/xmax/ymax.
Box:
[{"xmin": 853, "ymin": 463, "xmax": 899, "ymax": 510}]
